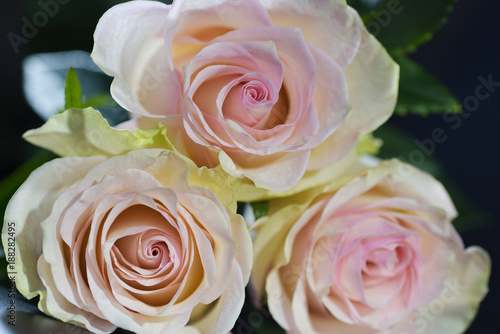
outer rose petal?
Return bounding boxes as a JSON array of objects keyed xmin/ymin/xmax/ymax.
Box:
[
  {"xmin": 188, "ymin": 265, "xmax": 246, "ymax": 334},
  {"xmin": 395, "ymin": 246, "xmax": 490, "ymax": 334},
  {"xmin": 342, "ymin": 9, "xmax": 399, "ymax": 133},
  {"xmin": 230, "ymin": 147, "xmax": 358, "ymax": 202},
  {"xmin": 2, "ymin": 156, "xmax": 105, "ymax": 299},
  {"xmin": 38, "ymin": 255, "xmax": 117, "ymax": 334},
  {"xmin": 166, "ymin": 0, "xmax": 273, "ymax": 70},
  {"xmin": 308, "ymin": 9, "xmax": 399, "ymax": 170},
  {"xmin": 219, "ymin": 149, "xmax": 310, "ymax": 191},
  {"xmin": 260, "ymin": 0, "xmax": 361, "ymax": 68},
  {"xmin": 92, "ymin": 1, "xmax": 179, "ymax": 117}
]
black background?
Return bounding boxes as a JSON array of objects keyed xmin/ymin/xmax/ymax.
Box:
[{"xmin": 1, "ymin": 0, "xmax": 499, "ymax": 332}]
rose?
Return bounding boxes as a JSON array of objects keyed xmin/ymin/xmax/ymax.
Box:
[
  {"xmin": 2, "ymin": 149, "xmax": 252, "ymax": 334},
  {"xmin": 91, "ymin": 0, "xmax": 398, "ymax": 192},
  {"xmin": 252, "ymin": 159, "xmax": 490, "ymax": 333}
]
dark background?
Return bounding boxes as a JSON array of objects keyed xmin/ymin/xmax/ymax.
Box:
[{"xmin": 1, "ymin": 0, "xmax": 498, "ymax": 332}]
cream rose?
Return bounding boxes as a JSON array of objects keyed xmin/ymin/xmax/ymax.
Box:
[
  {"xmin": 252, "ymin": 159, "xmax": 490, "ymax": 333},
  {"xmin": 2, "ymin": 149, "xmax": 252, "ymax": 334},
  {"xmin": 91, "ymin": 0, "xmax": 398, "ymax": 192}
]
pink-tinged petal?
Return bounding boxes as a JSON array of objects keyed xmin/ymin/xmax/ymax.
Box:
[
  {"xmin": 377, "ymin": 159, "xmax": 458, "ymax": 220},
  {"xmin": 308, "ymin": 10, "xmax": 399, "ymax": 170},
  {"xmin": 182, "ymin": 34, "xmax": 323, "ymax": 155},
  {"xmin": 188, "ymin": 265, "xmax": 246, "ymax": 334},
  {"xmin": 364, "ymin": 197, "xmax": 453, "ymax": 238},
  {"xmin": 2, "ymin": 155, "xmax": 104, "ymax": 299},
  {"xmin": 185, "ymin": 41, "xmax": 283, "ymax": 91},
  {"xmin": 266, "ymin": 268, "xmax": 294, "ymax": 331},
  {"xmin": 384, "ymin": 212, "xmax": 453, "ymax": 308},
  {"xmin": 291, "ymin": 275, "xmax": 320, "ymax": 334},
  {"xmin": 95, "ymin": 194, "xmax": 184, "ymax": 315},
  {"xmin": 219, "ymin": 149, "xmax": 310, "ymax": 191},
  {"xmin": 178, "ymin": 191, "xmax": 237, "ymax": 303},
  {"xmin": 176, "ymin": 205, "xmax": 216, "ymax": 299},
  {"xmin": 321, "ymin": 288, "xmax": 356, "ymax": 325},
  {"xmin": 393, "ymin": 246, "xmax": 491, "ymax": 334},
  {"xmin": 87, "ymin": 259, "xmax": 192, "ymax": 334},
  {"xmin": 233, "ymin": 147, "xmax": 357, "ymax": 202},
  {"xmin": 336, "ymin": 245, "xmax": 365, "ymax": 303},
  {"xmin": 166, "ymin": 0, "xmax": 273, "ymax": 71},
  {"xmin": 41, "ymin": 187, "xmax": 98, "ymax": 312},
  {"xmin": 75, "ymin": 153, "xmax": 161, "ymax": 189},
  {"xmin": 318, "ymin": 167, "xmax": 385, "ymax": 221},
  {"xmin": 221, "ymin": 72, "xmax": 280, "ymax": 127},
  {"xmin": 212, "ymin": 26, "xmax": 318, "ymax": 127},
  {"xmin": 210, "ymin": 27, "xmax": 319, "ymax": 139},
  {"xmin": 59, "ymin": 171, "xmax": 163, "ymax": 248},
  {"xmin": 260, "ymin": 0, "xmax": 361, "ymax": 68},
  {"xmin": 309, "ymin": 312, "xmax": 376, "ymax": 334},
  {"xmin": 306, "ymin": 44, "xmax": 350, "ymax": 147},
  {"xmin": 92, "ymin": 1, "xmax": 180, "ymax": 117},
  {"xmin": 418, "ymin": 246, "xmax": 490, "ymax": 334},
  {"xmin": 37, "ymin": 256, "xmax": 117, "ymax": 334},
  {"xmin": 308, "ymin": 233, "xmax": 343, "ymax": 298}
]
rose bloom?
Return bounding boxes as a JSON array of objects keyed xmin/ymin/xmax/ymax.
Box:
[
  {"xmin": 91, "ymin": 0, "xmax": 398, "ymax": 192},
  {"xmin": 252, "ymin": 159, "xmax": 490, "ymax": 333},
  {"xmin": 2, "ymin": 149, "xmax": 252, "ymax": 334}
]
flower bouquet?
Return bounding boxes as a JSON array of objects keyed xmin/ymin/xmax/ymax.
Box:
[{"xmin": 1, "ymin": 0, "xmax": 492, "ymax": 333}]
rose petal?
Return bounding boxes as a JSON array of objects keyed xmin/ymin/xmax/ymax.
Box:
[
  {"xmin": 92, "ymin": 1, "xmax": 180, "ymax": 117},
  {"xmin": 2, "ymin": 155, "xmax": 104, "ymax": 299},
  {"xmin": 37, "ymin": 255, "xmax": 116, "ymax": 334},
  {"xmin": 219, "ymin": 149, "xmax": 310, "ymax": 191},
  {"xmin": 341, "ymin": 9, "xmax": 399, "ymax": 133},
  {"xmin": 260, "ymin": 0, "xmax": 361, "ymax": 68},
  {"xmin": 166, "ymin": 0, "xmax": 273, "ymax": 71}
]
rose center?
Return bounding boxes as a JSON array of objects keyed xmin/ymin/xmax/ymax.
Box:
[
  {"xmin": 366, "ymin": 248, "xmax": 398, "ymax": 271},
  {"xmin": 243, "ymin": 81, "xmax": 267, "ymax": 104}
]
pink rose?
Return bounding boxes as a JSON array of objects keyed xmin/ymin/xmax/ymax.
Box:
[
  {"xmin": 2, "ymin": 149, "xmax": 252, "ymax": 334},
  {"xmin": 91, "ymin": 0, "xmax": 398, "ymax": 191},
  {"xmin": 252, "ymin": 159, "xmax": 490, "ymax": 333}
]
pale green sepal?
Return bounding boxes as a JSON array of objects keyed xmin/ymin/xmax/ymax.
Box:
[
  {"xmin": 23, "ymin": 107, "xmax": 175, "ymax": 157},
  {"xmin": 357, "ymin": 133, "xmax": 383, "ymax": 156}
]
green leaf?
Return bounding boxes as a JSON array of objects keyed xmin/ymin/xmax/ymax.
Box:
[
  {"xmin": 347, "ymin": 0, "xmax": 386, "ymax": 17},
  {"xmin": 374, "ymin": 123, "xmax": 488, "ymax": 232},
  {"xmin": 0, "ymin": 149, "xmax": 56, "ymax": 219},
  {"xmin": 252, "ymin": 201, "xmax": 269, "ymax": 221},
  {"xmin": 395, "ymin": 56, "xmax": 461, "ymax": 116},
  {"xmin": 64, "ymin": 67, "xmax": 83, "ymax": 110},
  {"xmin": 83, "ymin": 93, "xmax": 117, "ymax": 109},
  {"xmin": 357, "ymin": 0, "xmax": 457, "ymax": 55},
  {"xmin": 23, "ymin": 107, "xmax": 175, "ymax": 157}
]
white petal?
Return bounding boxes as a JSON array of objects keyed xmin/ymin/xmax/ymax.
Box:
[{"xmin": 2, "ymin": 156, "xmax": 104, "ymax": 299}]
